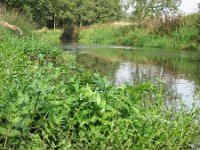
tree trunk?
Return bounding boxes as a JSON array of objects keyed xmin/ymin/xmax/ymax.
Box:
[
  {"xmin": 79, "ymin": 22, "xmax": 82, "ymax": 27},
  {"xmin": 0, "ymin": 21, "xmax": 23, "ymax": 35},
  {"xmin": 53, "ymin": 15, "xmax": 56, "ymax": 30},
  {"xmin": 62, "ymin": 20, "xmax": 65, "ymax": 31}
]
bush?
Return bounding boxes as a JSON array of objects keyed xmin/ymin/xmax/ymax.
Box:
[
  {"xmin": 181, "ymin": 13, "xmax": 200, "ymax": 26},
  {"xmin": 120, "ymin": 29, "xmax": 148, "ymax": 46},
  {"xmin": 171, "ymin": 26, "xmax": 198, "ymax": 42},
  {"xmin": 143, "ymin": 35, "xmax": 172, "ymax": 48}
]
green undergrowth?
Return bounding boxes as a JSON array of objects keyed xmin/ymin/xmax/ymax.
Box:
[
  {"xmin": 0, "ymin": 10, "xmax": 35, "ymax": 36},
  {"xmin": 79, "ymin": 25, "xmax": 200, "ymax": 50},
  {"xmin": 35, "ymin": 29, "xmax": 63, "ymax": 45},
  {"xmin": 79, "ymin": 13, "xmax": 200, "ymax": 51},
  {"xmin": 0, "ymin": 15, "xmax": 200, "ymax": 149},
  {"xmin": 79, "ymin": 26, "xmax": 120, "ymax": 44}
]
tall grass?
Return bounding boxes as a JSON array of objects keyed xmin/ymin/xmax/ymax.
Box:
[
  {"xmin": 36, "ymin": 28, "xmax": 63, "ymax": 45},
  {"xmin": 79, "ymin": 13, "xmax": 200, "ymax": 51},
  {"xmin": 0, "ymin": 10, "xmax": 35, "ymax": 36},
  {"xmin": 79, "ymin": 26, "xmax": 121, "ymax": 44}
]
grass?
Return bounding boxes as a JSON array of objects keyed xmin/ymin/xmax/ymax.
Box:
[
  {"xmin": 35, "ymin": 28, "xmax": 63, "ymax": 45},
  {"xmin": 79, "ymin": 26, "xmax": 120, "ymax": 44},
  {"xmin": 0, "ymin": 10, "xmax": 35, "ymax": 36},
  {"xmin": 78, "ymin": 13, "xmax": 200, "ymax": 51},
  {"xmin": 0, "ymin": 12, "xmax": 200, "ymax": 149}
]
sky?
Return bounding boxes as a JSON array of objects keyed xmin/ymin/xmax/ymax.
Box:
[
  {"xmin": 123, "ymin": 0, "xmax": 199, "ymax": 14},
  {"xmin": 180, "ymin": 0, "xmax": 199, "ymax": 14}
]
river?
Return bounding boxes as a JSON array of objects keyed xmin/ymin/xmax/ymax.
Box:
[{"xmin": 63, "ymin": 43, "xmax": 200, "ymax": 108}]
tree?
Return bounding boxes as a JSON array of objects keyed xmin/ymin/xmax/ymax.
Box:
[
  {"xmin": 127, "ymin": 0, "xmax": 181, "ymax": 25},
  {"xmin": 74, "ymin": 0, "xmax": 122, "ymax": 26},
  {"xmin": 4, "ymin": 0, "xmax": 49, "ymax": 26},
  {"xmin": 2, "ymin": 0, "xmax": 123, "ymax": 27},
  {"xmin": 46, "ymin": 0, "xmax": 75, "ymax": 30},
  {"xmin": 96, "ymin": 0, "xmax": 122, "ymax": 22},
  {"xmin": 74, "ymin": 0, "xmax": 98, "ymax": 26}
]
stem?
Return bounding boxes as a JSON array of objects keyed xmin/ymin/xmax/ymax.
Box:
[
  {"xmin": 32, "ymin": 91, "xmax": 41, "ymax": 123},
  {"xmin": 3, "ymin": 137, "xmax": 8, "ymax": 149},
  {"xmin": 53, "ymin": 15, "xmax": 56, "ymax": 30}
]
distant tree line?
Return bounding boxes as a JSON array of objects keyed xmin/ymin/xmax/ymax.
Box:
[
  {"xmin": 1, "ymin": 0, "xmax": 122, "ymax": 28},
  {"xmin": 127, "ymin": 0, "xmax": 181, "ymax": 25},
  {"xmin": 1, "ymin": 0, "xmax": 184, "ymax": 28}
]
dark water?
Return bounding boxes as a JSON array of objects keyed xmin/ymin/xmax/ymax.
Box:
[{"xmin": 63, "ymin": 43, "xmax": 200, "ymax": 108}]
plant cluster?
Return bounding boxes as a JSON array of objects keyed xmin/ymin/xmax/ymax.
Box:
[{"xmin": 79, "ymin": 13, "xmax": 200, "ymax": 51}]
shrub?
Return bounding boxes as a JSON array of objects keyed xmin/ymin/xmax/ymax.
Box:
[
  {"xmin": 120, "ymin": 29, "xmax": 148, "ymax": 46},
  {"xmin": 181, "ymin": 13, "xmax": 200, "ymax": 26},
  {"xmin": 171, "ymin": 26, "xmax": 198, "ymax": 42},
  {"xmin": 143, "ymin": 35, "xmax": 171, "ymax": 48}
]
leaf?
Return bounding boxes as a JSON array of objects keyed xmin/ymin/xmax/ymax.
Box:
[
  {"xmin": 132, "ymin": 106, "xmax": 140, "ymax": 115},
  {"xmin": 78, "ymin": 130, "xmax": 85, "ymax": 138},
  {"xmin": 48, "ymin": 62, "xmax": 54, "ymax": 68},
  {"xmin": 101, "ymin": 108, "xmax": 106, "ymax": 114},
  {"xmin": 38, "ymin": 53, "xmax": 44, "ymax": 60},
  {"xmin": 73, "ymin": 83, "xmax": 79, "ymax": 92},
  {"xmin": 17, "ymin": 92, "xmax": 29, "ymax": 105},
  {"xmin": 0, "ymin": 126, "xmax": 8, "ymax": 135},
  {"xmin": 96, "ymin": 93, "xmax": 101, "ymax": 105},
  {"xmin": 8, "ymin": 129, "xmax": 20, "ymax": 137},
  {"xmin": 91, "ymin": 116, "xmax": 98, "ymax": 123},
  {"xmin": 11, "ymin": 116, "xmax": 23, "ymax": 126}
]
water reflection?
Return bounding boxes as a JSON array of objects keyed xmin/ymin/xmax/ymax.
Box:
[
  {"xmin": 172, "ymin": 79, "xmax": 196, "ymax": 107},
  {"xmin": 115, "ymin": 62, "xmax": 165, "ymax": 85},
  {"xmin": 64, "ymin": 44, "xmax": 200, "ymax": 108}
]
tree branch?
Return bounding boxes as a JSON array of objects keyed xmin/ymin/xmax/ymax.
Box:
[{"xmin": 0, "ymin": 21, "xmax": 23, "ymax": 35}]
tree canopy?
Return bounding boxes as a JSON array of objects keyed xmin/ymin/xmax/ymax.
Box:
[
  {"xmin": 127, "ymin": 0, "xmax": 181, "ymax": 25},
  {"xmin": 3, "ymin": 0, "xmax": 122, "ymax": 28}
]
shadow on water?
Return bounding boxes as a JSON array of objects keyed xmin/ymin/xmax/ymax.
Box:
[{"xmin": 63, "ymin": 43, "xmax": 200, "ymax": 108}]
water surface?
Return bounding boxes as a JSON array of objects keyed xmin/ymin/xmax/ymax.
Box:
[{"xmin": 64, "ymin": 43, "xmax": 200, "ymax": 108}]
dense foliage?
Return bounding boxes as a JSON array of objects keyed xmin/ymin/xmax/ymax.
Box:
[
  {"xmin": 2, "ymin": 0, "xmax": 122, "ymax": 27},
  {"xmin": 79, "ymin": 13, "xmax": 200, "ymax": 51},
  {"xmin": 127, "ymin": 0, "xmax": 181, "ymax": 25},
  {"xmin": 0, "ymin": 13, "xmax": 200, "ymax": 149},
  {"xmin": 1, "ymin": 0, "xmax": 183, "ymax": 28}
]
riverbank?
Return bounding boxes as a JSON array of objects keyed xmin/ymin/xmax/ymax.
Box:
[
  {"xmin": 79, "ymin": 13, "xmax": 200, "ymax": 51},
  {"xmin": 1, "ymin": 12, "xmax": 200, "ymax": 149},
  {"xmin": 36, "ymin": 28, "xmax": 63, "ymax": 45}
]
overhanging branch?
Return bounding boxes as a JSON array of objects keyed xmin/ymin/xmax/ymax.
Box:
[{"xmin": 0, "ymin": 21, "xmax": 23, "ymax": 35}]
